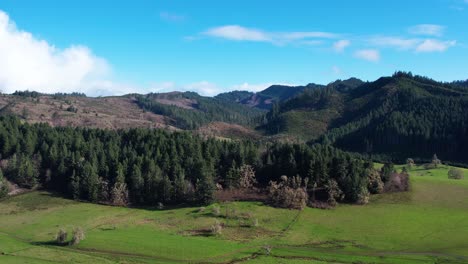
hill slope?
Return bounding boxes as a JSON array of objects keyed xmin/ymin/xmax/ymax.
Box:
[
  {"xmin": 0, "ymin": 93, "xmax": 175, "ymax": 130},
  {"xmin": 264, "ymin": 73, "xmax": 468, "ymax": 164},
  {"xmin": 216, "ymin": 83, "xmax": 326, "ymax": 109}
]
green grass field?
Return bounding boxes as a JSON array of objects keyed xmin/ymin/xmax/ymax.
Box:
[{"xmin": 1, "ymin": 164, "xmax": 468, "ymax": 263}]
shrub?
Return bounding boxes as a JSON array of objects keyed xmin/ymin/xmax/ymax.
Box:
[
  {"xmin": 423, "ymin": 163, "xmax": 437, "ymax": 170},
  {"xmin": 448, "ymin": 168, "xmax": 465, "ymax": 180},
  {"xmin": 157, "ymin": 202, "xmax": 164, "ymax": 210},
  {"xmin": 325, "ymin": 179, "xmax": 344, "ymax": 206},
  {"xmin": 367, "ymin": 169, "xmax": 384, "ymax": 194},
  {"xmin": 384, "ymin": 172, "xmax": 410, "ymax": 192},
  {"xmin": 432, "ymin": 154, "xmax": 441, "ymax": 168},
  {"xmin": 263, "ymin": 245, "xmax": 272, "ymax": 255},
  {"xmin": 70, "ymin": 227, "xmax": 85, "ymax": 245},
  {"xmin": 55, "ymin": 229, "xmax": 68, "ymax": 245},
  {"xmin": 357, "ymin": 187, "xmax": 370, "ymax": 205},
  {"xmin": 406, "ymin": 158, "xmax": 415, "ymax": 169},
  {"xmin": 252, "ymin": 218, "xmax": 259, "ymax": 227},
  {"xmin": 268, "ymin": 175, "xmax": 308, "ymax": 210},
  {"xmin": 110, "ymin": 182, "xmax": 129, "ymax": 206},
  {"xmin": 238, "ymin": 165, "xmax": 257, "ymax": 189},
  {"xmin": 212, "ymin": 205, "xmax": 220, "ymax": 216},
  {"xmin": 210, "ymin": 220, "xmax": 223, "ymax": 235},
  {"xmin": 381, "ymin": 163, "xmax": 395, "ymax": 183}
]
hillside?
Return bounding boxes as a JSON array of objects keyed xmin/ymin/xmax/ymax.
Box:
[
  {"xmin": 216, "ymin": 83, "xmax": 325, "ymax": 109},
  {"xmin": 0, "ymin": 92, "xmax": 264, "ymax": 138},
  {"xmin": 0, "ymin": 93, "xmax": 175, "ymax": 130},
  {"xmin": 136, "ymin": 91, "xmax": 265, "ymax": 130},
  {"xmin": 263, "ymin": 73, "xmax": 468, "ymax": 164}
]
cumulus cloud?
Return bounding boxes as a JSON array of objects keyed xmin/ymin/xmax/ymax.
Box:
[
  {"xmin": 0, "ymin": 10, "xmax": 129, "ymax": 96},
  {"xmin": 409, "ymin": 24, "xmax": 445, "ymax": 36},
  {"xmin": 354, "ymin": 49, "xmax": 380, "ymax": 62},
  {"xmin": 203, "ymin": 25, "xmax": 338, "ymax": 45},
  {"xmin": 333, "ymin": 40, "xmax": 350, "ymax": 52},
  {"xmin": 415, "ymin": 39, "xmax": 456, "ymax": 52}
]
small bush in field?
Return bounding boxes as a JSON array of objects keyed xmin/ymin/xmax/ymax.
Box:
[
  {"xmin": 55, "ymin": 229, "xmax": 67, "ymax": 245},
  {"xmin": 448, "ymin": 168, "xmax": 465, "ymax": 180},
  {"xmin": 210, "ymin": 220, "xmax": 223, "ymax": 235},
  {"xmin": 252, "ymin": 218, "xmax": 259, "ymax": 227},
  {"xmin": 70, "ymin": 227, "xmax": 85, "ymax": 245},
  {"xmin": 212, "ymin": 205, "xmax": 220, "ymax": 216}
]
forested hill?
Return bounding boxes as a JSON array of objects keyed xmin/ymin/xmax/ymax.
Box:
[
  {"xmin": 135, "ymin": 92, "xmax": 265, "ymax": 130},
  {"xmin": 216, "ymin": 83, "xmax": 325, "ymax": 109},
  {"xmin": 1, "ymin": 73, "xmax": 468, "ymax": 165},
  {"xmin": 264, "ymin": 72, "xmax": 468, "ymax": 164}
]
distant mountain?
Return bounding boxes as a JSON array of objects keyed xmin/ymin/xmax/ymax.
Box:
[
  {"xmin": 263, "ymin": 72, "xmax": 468, "ymax": 164},
  {"xmin": 216, "ymin": 83, "xmax": 324, "ymax": 109},
  {"xmin": 214, "ymin": 90, "xmax": 254, "ymax": 103}
]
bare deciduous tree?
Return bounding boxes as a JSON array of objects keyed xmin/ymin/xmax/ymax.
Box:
[{"xmin": 70, "ymin": 227, "xmax": 85, "ymax": 245}]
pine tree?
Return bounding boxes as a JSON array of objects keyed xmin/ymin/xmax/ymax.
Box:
[{"xmin": 69, "ymin": 169, "xmax": 80, "ymax": 200}]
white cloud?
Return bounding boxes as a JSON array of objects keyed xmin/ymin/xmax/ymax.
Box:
[
  {"xmin": 415, "ymin": 39, "xmax": 456, "ymax": 52},
  {"xmin": 409, "ymin": 24, "xmax": 445, "ymax": 37},
  {"xmin": 333, "ymin": 40, "xmax": 350, "ymax": 52},
  {"xmin": 369, "ymin": 36, "xmax": 420, "ymax": 50},
  {"xmin": 184, "ymin": 81, "xmax": 222, "ymax": 96},
  {"xmin": 203, "ymin": 25, "xmax": 338, "ymax": 45},
  {"xmin": 369, "ymin": 36, "xmax": 456, "ymax": 53},
  {"xmin": 204, "ymin": 25, "xmax": 270, "ymax": 42},
  {"xmin": 0, "ymin": 10, "xmax": 130, "ymax": 96},
  {"xmin": 231, "ymin": 82, "xmax": 271, "ymax": 92},
  {"xmin": 354, "ymin": 49, "xmax": 380, "ymax": 62},
  {"xmin": 160, "ymin": 12, "xmax": 185, "ymax": 22}
]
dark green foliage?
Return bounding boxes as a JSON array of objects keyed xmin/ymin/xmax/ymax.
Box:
[
  {"xmin": 0, "ymin": 115, "xmax": 372, "ymax": 206},
  {"xmin": 7, "ymin": 154, "xmax": 38, "ymax": 188},
  {"xmin": 136, "ymin": 92, "xmax": 264, "ymax": 129},
  {"xmin": 215, "ymin": 91, "xmax": 254, "ymax": 102},
  {"xmin": 258, "ymin": 144, "xmax": 372, "ymax": 203},
  {"xmin": 380, "ymin": 163, "xmax": 395, "ymax": 183},
  {"xmin": 0, "ymin": 168, "xmax": 8, "ymax": 198},
  {"xmin": 263, "ymin": 73, "xmax": 468, "ymax": 165}
]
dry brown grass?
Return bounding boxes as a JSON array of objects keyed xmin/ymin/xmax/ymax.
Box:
[{"xmin": 0, "ymin": 94, "xmax": 180, "ymax": 130}]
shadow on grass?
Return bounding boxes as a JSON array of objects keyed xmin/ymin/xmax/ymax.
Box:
[{"xmin": 31, "ymin": 240, "xmax": 66, "ymax": 247}]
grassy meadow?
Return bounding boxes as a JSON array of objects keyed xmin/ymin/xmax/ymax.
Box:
[{"xmin": 1, "ymin": 164, "xmax": 468, "ymax": 263}]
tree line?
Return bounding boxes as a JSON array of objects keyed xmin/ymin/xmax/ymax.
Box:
[{"xmin": 0, "ymin": 116, "xmax": 383, "ymax": 206}]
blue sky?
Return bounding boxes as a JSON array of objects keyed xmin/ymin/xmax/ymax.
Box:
[{"xmin": 0, "ymin": 0, "xmax": 467, "ymax": 96}]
